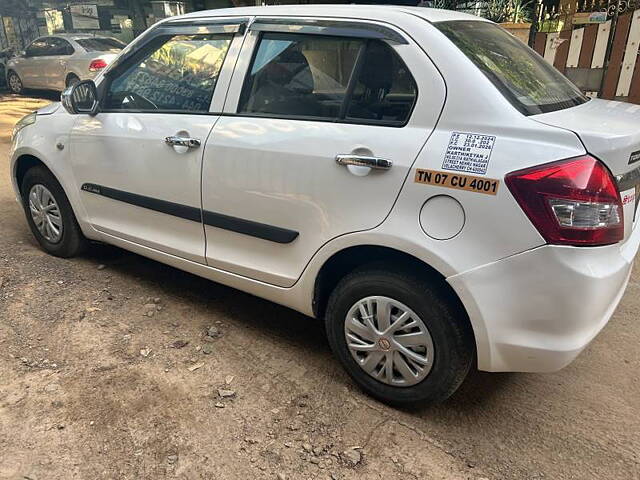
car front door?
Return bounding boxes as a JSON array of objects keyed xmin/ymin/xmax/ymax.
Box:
[
  {"xmin": 19, "ymin": 38, "xmax": 49, "ymax": 88},
  {"xmin": 202, "ymin": 20, "xmax": 446, "ymax": 287},
  {"xmin": 43, "ymin": 37, "xmax": 75, "ymax": 90},
  {"xmin": 69, "ymin": 21, "xmax": 244, "ymax": 263}
]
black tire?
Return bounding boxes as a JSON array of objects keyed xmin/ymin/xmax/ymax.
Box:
[
  {"xmin": 7, "ymin": 70, "xmax": 23, "ymax": 94},
  {"xmin": 20, "ymin": 166, "xmax": 87, "ymax": 258},
  {"xmin": 325, "ymin": 265, "xmax": 475, "ymax": 406},
  {"xmin": 65, "ymin": 74, "xmax": 80, "ymax": 88}
]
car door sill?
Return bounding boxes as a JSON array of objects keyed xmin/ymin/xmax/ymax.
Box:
[{"xmin": 95, "ymin": 229, "xmax": 312, "ymax": 316}]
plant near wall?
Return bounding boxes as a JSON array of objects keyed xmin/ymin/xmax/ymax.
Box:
[
  {"xmin": 510, "ymin": 0, "xmax": 533, "ymax": 22},
  {"xmin": 483, "ymin": 0, "xmax": 532, "ymax": 23},
  {"xmin": 483, "ymin": 0, "xmax": 511, "ymax": 22},
  {"xmin": 428, "ymin": 0, "xmax": 466, "ymax": 9}
]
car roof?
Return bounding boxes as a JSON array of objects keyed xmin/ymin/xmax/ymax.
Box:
[{"xmin": 176, "ymin": 4, "xmax": 485, "ymax": 23}]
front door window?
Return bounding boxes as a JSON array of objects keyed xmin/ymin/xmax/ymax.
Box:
[{"xmin": 105, "ymin": 33, "xmax": 233, "ymax": 113}]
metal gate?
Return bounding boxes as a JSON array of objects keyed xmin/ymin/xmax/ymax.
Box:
[{"xmin": 530, "ymin": 0, "xmax": 640, "ymax": 103}]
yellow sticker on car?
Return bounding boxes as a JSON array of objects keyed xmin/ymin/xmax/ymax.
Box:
[{"xmin": 414, "ymin": 169, "xmax": 500, "ymax": 196}]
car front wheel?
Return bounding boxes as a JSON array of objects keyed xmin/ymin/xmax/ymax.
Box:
[
  {"xmin": 325, "ymin": 265, "xmax": 475, "ymax": 405},
  {"xmin": 21, "ymin": 166, "xmax": 87, "ymax": 258},
  {"xmin": 7, "ymin": 70, "xmax": 23, "ymax": 94}
]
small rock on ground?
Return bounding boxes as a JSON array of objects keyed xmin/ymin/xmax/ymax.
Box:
[
  {"xmin": 342, "ymin": 448, "xmax": 362, "ymax": 467},
  {"xmin": 170, "ymin": 340, "xmax": 189, "ymax": 349},
  {"xmin": 218, "ymin": 388, "xmax": 236, "ymax": 398}
]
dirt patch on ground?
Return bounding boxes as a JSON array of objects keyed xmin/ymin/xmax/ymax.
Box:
[{"xmin": 0, "ymin": 93, "xmax": 638, "ymax": 480}]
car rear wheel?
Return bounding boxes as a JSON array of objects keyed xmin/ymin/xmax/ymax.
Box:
[
  {"xmin": 7, "ymin": 70, "xmax": 23, "ymax": 94},
  {"xmin": 21, "ymin": 166, "xmax": 87, "ymax": 258},
  {"xmin": 325, "ymin": 265, "xmax": 475, "ymax": 405}
]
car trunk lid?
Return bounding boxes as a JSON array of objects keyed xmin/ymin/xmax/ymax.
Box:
[{"xmin": 533, "ymin": 98, "xmax": 640, "ymax": 240}]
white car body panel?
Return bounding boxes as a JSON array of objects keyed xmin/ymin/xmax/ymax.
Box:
[
  {"xmin": 69, "ymin": 113, "xmax": 219, "ymax": 263},
  {"xmin": 203, "ymin": 28, "xmax": 447, "ymax": 287},
  {"xmin": 533, "ymin": 98, "xmax": 640, "ymax": 176},
  {"xmin": 9, "ymin": 6, "xmax": 640, "ymax": 375},
  {"xmin": 449, "ymin": 225, "xmax": 640, "ymax": 371}
]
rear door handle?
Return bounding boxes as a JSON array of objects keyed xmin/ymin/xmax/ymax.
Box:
[
  {"xmin": 336, "ymin": 154, "xmax": 392, "ymax": 170},
  {"xmin": 165, "ymin": 136, "xmax": 201, "ymax": 149}
]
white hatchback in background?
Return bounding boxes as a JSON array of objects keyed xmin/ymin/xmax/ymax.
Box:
[
  {"xmin": 9, "ymin": 6, "xmax": 640, "ymax": 405},
  {"xmin": 6, "ymin": 34, "xmax": 125, "ymax": 94}
]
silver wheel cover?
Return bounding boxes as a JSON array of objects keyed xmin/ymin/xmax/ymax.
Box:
[
  {"xmin": 344, "ymin": 296, "xmax": 434, "ymax": 387},
  {"xmin": 9, "ymin": 73, "xmax": 21, "ymax": 92},
  {"xmin": 28, "ymin": 184, "xmax": 63, "ymax": 243}
]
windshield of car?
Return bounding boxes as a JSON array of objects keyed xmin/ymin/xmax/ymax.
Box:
[
  {"xmin": 435, "ymin": 20, "xmax": 588, "ymax": 115},
  {"xmin": 75, "ymin": 38, "xmax": 126, "ymax": 53}
]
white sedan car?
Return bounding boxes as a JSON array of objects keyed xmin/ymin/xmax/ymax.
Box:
[
  {"xmin": 6, "ymin": 34, "xmax": 125, "ymax": 94},
  {"xmin": 9, "ymin": 6, "xmax": 640, "ymax": 405}
]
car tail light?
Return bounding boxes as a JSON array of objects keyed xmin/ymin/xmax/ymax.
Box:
[
  {"xmin": 89, "ymin": 59, "xmax": 108, "ymax": 72},
  {"xmin": 505, "ymin": 155, "xmax": 623, "ymax": 246}
]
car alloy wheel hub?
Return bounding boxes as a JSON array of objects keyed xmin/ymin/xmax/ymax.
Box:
[
  {"xmin": 378, "ymin": 337, "xmax": 391, "ymax": 350},
  {"xmin": 344, "ymin": 296, "xmax": 434, "ymax": 387},
  {"xmin": 9, "ymin": 74, "xmax": 20, "ymax": 91},
  {"xmin": 28, "ymin": 184, "xmax": 63, "ymax": 243}
]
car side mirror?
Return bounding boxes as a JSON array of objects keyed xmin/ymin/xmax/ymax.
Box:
[{"xmin": 61, "ymin": 80, "xmax": 99, "ymax": 116}]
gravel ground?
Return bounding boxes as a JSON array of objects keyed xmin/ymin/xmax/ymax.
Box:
[{"xmin": 0, "ymin": 93, "xmax": 639, "ymax": 480}]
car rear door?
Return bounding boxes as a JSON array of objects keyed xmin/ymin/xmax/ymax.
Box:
[
  {"xmin": 201, "ymin": 18, "xmax": 446, "ymax": 287},
  {"xmin": 68, "ymin": 19, "xmax": 246, "ymax": 263}
]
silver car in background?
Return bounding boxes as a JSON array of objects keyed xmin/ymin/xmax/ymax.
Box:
[{"xmin": 6, "ymin": 34, "xmax": 125, "ymax": 94}]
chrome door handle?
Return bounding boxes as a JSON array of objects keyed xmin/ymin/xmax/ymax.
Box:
[
  {"xmin": 165, "ymin": 136, "xmax": 201, "ymax": 149},
  {"xmin": 336, "ymin": 154, "xmax": 392, "ymax": 170}
]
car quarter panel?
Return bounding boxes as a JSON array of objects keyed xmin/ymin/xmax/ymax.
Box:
[{"xmin": 377, "ymin": 16, "xmax": 587, "ymax": 270}]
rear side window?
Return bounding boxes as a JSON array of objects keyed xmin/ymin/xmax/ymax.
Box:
[
  {"xmin": 238, "ymin": 33, "xmax": 417, "ymax": 125},
  {"xmin": 346, "ymin": 41, "xmax": 418, "ymax": 123},
  {"xmin": 48, "ymin": 38, "xmax": 74, "ymax": 56},
  {"xmin": 435, "ymin": 21, "xmax": 587, "ymax": 115},
  {"xmin": 76, "ymin": 37, "xmax": 126, "ymax": 52},
  {"xmin": 105, "ymin": 33, "xmax": 232, "ymax": 113}
]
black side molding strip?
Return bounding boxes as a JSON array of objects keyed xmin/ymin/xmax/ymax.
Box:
[
  {"xmin": 82, "ymin": 183, "xmax": 202, "ymax": 222},
  {"xmin": 80, "ymin": 183, "xmax": 298, "ymax": 244},
  {"xmin": 202, "ymin": 210, "xmax": 298, "ymax": 244}
]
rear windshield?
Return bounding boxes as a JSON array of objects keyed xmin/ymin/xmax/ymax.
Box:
[
  {"xmin": 75, "ymin": 38, "xmax": 125, "ymax": 52},
  {"xmin": 435, "ymin": 20, "xmax": 588, "ymax": 116}
]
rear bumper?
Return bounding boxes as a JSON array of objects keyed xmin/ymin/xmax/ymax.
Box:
[{"xmin": 448, "ymin": 224, "xmax": 640, "ymax": 372}]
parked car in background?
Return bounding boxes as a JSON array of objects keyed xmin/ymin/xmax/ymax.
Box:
[
  {"xmin": 6, "ymin": 34, "xmax": 125, "ymax": 94},
  {"xmin": 9, "ymin": 6, "xmax": 640, "ymax": 405}
]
